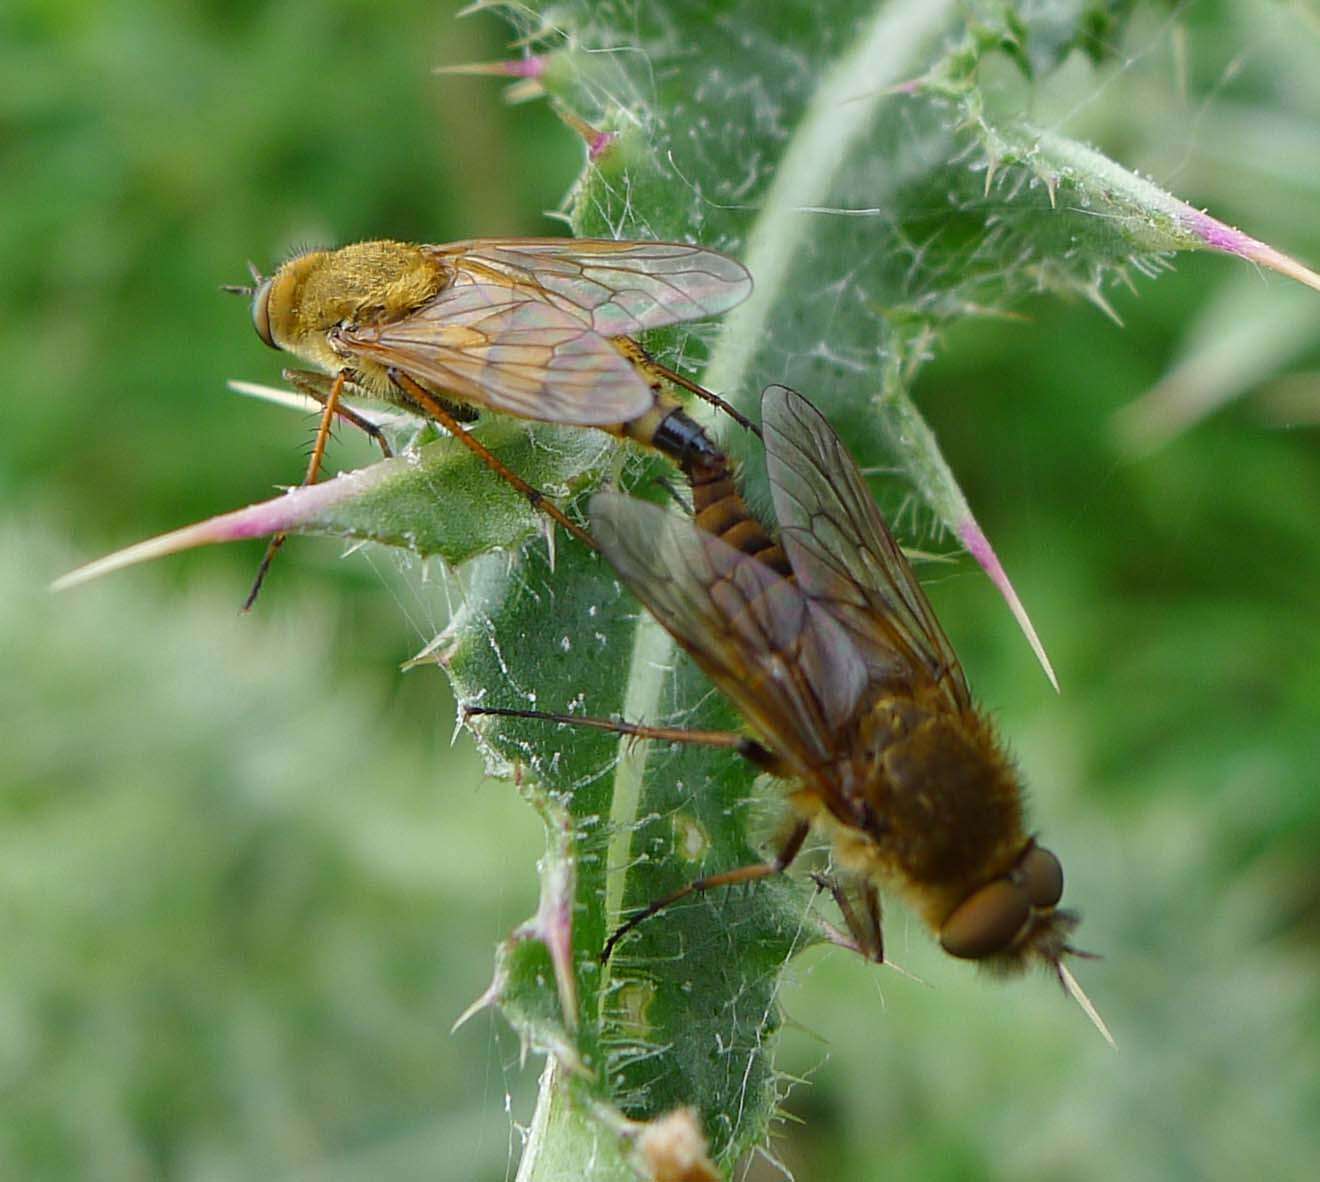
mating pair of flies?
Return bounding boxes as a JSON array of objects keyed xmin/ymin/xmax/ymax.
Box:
[{"xmin": 230, "ymin": 236, "xmax": 1107, "ymax": 1037}]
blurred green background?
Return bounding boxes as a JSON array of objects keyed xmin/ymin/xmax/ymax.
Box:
[{"xmin": 3, "ymin": 2, "xmax": 1318, "ymax": 1179}]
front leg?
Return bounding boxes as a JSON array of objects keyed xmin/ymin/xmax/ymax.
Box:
[
  {"xmin": 243, "ymin": 368, "xmax": 348, "ymax": 610},
  {"xmin": 282, "ymin": 368, "xmax": 395, "ymax": 458},
  {"xmin": 811, "ymin": 873, "xmax": 885, "ymax": 964},
  {"xmin": 602, "ymin": 819, "xmax": 811, "ymax": 963}
]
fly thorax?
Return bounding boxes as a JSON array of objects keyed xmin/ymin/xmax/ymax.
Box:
[
  {"xmin": 300, "ymin": 242, "xmax": 444, "ymax": 338},
  {"xmin": 875, "ymin": 710, "xmax": 1025, "ymax": 891}
]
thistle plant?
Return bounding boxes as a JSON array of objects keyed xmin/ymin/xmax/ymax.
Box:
[{"xmin": 55, "ymin": 2, "xmax": 1320, "ymax": 1176}]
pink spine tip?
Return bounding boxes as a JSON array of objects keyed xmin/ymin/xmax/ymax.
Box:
[
  {"xmin": 588, "ymin": 129, "xmax": 618, "ymax": 161},
  {"xmin": 958, "ymin": 520, "xmax": 1059, "ymax": 693}
]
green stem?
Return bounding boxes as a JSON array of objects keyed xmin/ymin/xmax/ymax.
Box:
[
  {"xmin": 524, "ymin": 0, "xmax": 963, "ymax": 1173},
  {"xmin": 703, "ymin": 0, "xmax": 958, "ymax": 404}
]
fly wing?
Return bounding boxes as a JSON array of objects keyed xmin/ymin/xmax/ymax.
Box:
[
  {"xmin": 591, "ymin": 492, "xmax": 869, "ymax": 768},
  {"xmin": 437, "ymin": 239, "xmax": 753, "ymax": 338},
  {"xmin": 338, "ymin": 282, "xmax": 654, "ymax": 425},
  {"xmin": 761, "ymin": 385, "xmax": 972, "ymax": 711}
]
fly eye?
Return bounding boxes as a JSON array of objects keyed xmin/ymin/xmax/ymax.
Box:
[
  {"xmin": 251, "ymin": 276, "xmax": 278, "ymax": 349},
  {"xmin": 1017, "ymin": 845, "xmax": 1064, "ymax": 908},
  {"xmin": 939, "ymin": 880, "xmax": 1030, "ymax": 960}
]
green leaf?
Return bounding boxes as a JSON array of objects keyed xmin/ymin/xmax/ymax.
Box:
[
  {"xmin": 437, "ymin": 538, "xmax": 808, "ymax": 1170},
  {"xmin": 1112, "ymin": 271, "xmax": 1320, "ymax": 453},
  {"xmin": 451, "ymin": 2, "xmax": 1320, "ymax": 1173},
  {"xmin": 54, "ymin": 2, "xmax": 1320, "ymax": 1174},
  {"xmin": 53, "ymin": 415, "xmax": 608, "ymax": 591}
]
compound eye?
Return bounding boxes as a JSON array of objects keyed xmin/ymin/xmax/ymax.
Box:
[
  {"xmin": 251, "ymin": 276, "xmax": 278, "ymax": 349},
  {"xmin": 1018, "ymin": 845, "xmax": 1064, "ymax": 908},
  {"xmin": 940, "ymin": 880, "xmax": 1030, "ymax": 960}
]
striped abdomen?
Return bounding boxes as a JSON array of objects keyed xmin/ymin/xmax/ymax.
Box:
[{"xmin": 641, "ymin": 406, "xmax": 790, "ymax": 578}]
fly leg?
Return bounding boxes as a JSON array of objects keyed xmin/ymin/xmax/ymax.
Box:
[
  {"xmin": 621, "ymin": 341, "xmax": 762, "ymax": 439},
  {"xmin": 386, "ymin": 368, "xmax": 598, "ymax": 553},
  {"xmin": 282, "ymin": 369, "xmax": 395, "ymax": 459},
  {"xmin": 242, "ymin": 368, "xmax": 347, "ymax": 611},
  {"xmin": 464, "ymin": 704, "xmax": 771, "ymax": 764},
  {"xmin": 810, "ymin": 874, "xmax": 885, "ymax": 964},
  {"xmin": 602, "ymin": 819, "xmax": 809, "ymax": 963},
  {"xmin": 461, "ymin": 704, "xmax": 799, "ymax": 962},
  {"xmin": 652, "ymin": 475, "xmax": 691, "ymax": 513}
]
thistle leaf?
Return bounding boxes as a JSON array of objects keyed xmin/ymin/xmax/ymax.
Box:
[
  {"xmin": 60, "ymin": 3, "xmax": 1320, "ymax": 1174},
  {"xmin": 458, "ymin": 2, "xmax": 1317, "ymax": 1172}
]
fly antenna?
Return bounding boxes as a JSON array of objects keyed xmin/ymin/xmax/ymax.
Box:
[
  {"xmin": 1056, "ymin": 959, "xmax": 1117, "ymax": 1049},
  {"xmin": 220, "ymin": 261, "xmax": 265, "ymax": 298}
]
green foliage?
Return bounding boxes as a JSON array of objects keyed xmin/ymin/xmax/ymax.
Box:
[
  {"xmin": 270, "ymin": 1, "xmax": 1313, "ymax": 1173},
  {"xmin": 446, "ymin": 539, "xmax": 809, "ymax": 1165},
  {"xmin": 0, "ymin": 525, "xmax": 541, "ymax": 1180},
  {"xmin": 8, "ymin": 1, "xmax": 1320, "ymax": 1179}
]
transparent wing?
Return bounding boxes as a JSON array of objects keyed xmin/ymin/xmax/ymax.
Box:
[
  {"xmin": 761, "ymin": 385, "xmax": 972, "ymax": 711},
  {"xmin": 339, "ymin": 283, "xmax": 654, "ymax": 425},
  {"xmin": 435, "ymin": 238, "xmax": 753, "ymax": 338},
  {"xmin": 591, "ymin": 492, "xmax": 869, "ymax": 767}
]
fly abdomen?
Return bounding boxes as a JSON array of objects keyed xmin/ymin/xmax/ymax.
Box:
[
  {"xmin": 634, "ymin": 406, "xmax": 790, "ymax": 578},
  {"xmin": 692, "ymin": 468, "xmax": 790, "ymax": 577},
  {"xmin": 650, "ymin": 405, "xmax": 724, "ymax": 471}
]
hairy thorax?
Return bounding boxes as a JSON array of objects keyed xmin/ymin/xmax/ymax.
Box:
[
  {"xmin": 820, "ymin": 693, "xmax": 1028, "ymax": 929},
  {"xmin": 268, "ymin": 241, "xmax": 449, "ymax": 396}
]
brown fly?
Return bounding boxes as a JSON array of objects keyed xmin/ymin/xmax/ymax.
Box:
[
  {"xmin": 470, "ymin": 385, "xmax": 1110, "ymax": 1039},
  {"xmin": 225, "ymin": 238, "xmax": 754, "ymax": 605}
]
